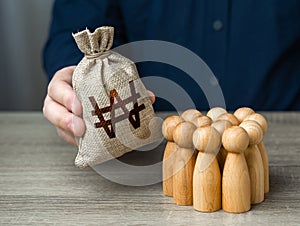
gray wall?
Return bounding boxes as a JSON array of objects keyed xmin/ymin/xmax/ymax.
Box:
[{"xmin": 0, "ymin": 0, "xmax": 53, "ymax": 110}]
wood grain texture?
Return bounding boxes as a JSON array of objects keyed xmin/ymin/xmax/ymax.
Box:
[
  {"xmin": 0, "ymin": 112, "xmax": 299, "ymax": 225},
  {"xmin": 193, "ymin": 153, "xmax": 221, "ymax": 212},
  {"xmin": 173, "ymin": 147, "xmax": 196, "ymax": 206},
  {"xmin": 258, "ymin": 141, "xmax": 270, "ymax": 194},
  {"xmin": 244, "ymin": 145, "xmax": 264, "ymax": 204},
  {"xmin": 162, "ymin": 142, "xmax": 177, "ymax": 197},
  {"xmin": 222, "ymin": 152, "xmax": 251, "ymax": 213}
]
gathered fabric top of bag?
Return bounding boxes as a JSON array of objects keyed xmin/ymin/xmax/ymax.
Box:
[{"xmin": 73, "ymin": 26, "xmax": 114, "ymax": 59}]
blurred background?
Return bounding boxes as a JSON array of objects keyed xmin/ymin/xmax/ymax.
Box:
[{"xmin": 0, "ymin": 0, "xmax": 53, "ymax": 110}]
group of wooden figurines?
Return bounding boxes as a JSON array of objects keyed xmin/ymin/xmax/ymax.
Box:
[{"xmin": 162, "ymin": 107, "xmax": 269, "ymax": 213}]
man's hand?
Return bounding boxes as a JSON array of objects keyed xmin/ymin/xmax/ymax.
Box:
[
  {"xmin": 43, "ymin": 66, "xmax": 85, "ymax": 146},
  {"xmin": 43, "ymin": 66, "xmax": 156, "ymax": 146}
]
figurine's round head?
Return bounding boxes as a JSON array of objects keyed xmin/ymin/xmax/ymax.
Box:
[
  {"xmin": 173, "ymin": 121, "xmax": 196, "ymax": 148},
  {"xmin": 222, "ymin": 126, "xmax": 249, "ymax": 153},
  {"xmin": 244, "ymin": 113, "xmax": 268, "ymax": 134},
  {"xmin": 193, "ymin": 126, "xmax": 221, "ymax": 153},
  {"xmin": 181, "ymin": 109, "xmax": 202, "ymax": 122},
  {"xmin": 162, "ymin": 116, "xmax": 183, "ymax": 141},
  {"xmin": 191, "ymin": 115, "xmax": 212, "ymax": 128},
  {"xmin": 217, "ymin": 113, "xmax": 240, "ymax": 126},
  {"xmin": 239, "ymin": 120, "xmax": 263, "ymax": 145},
  {"xmin": 211, "ymin": 120, "xmax": 233, "ymax": 136},
  {"xmin": 206, "ymin": 107, "xmax": 227, "ymax": 121},
  {"xmin": 234, "ymin": 107, "xmax": 255, "ymax": 123}
]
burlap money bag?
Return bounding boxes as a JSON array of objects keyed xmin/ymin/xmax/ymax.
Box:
[{"xmin": 72, "ymin": 26, "xmax": 160, "ymax": 168}]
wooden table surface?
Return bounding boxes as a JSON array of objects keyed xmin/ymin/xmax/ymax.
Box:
[{"xmin": 0, "ymin": 112, "xmax": 299, "ymax": 225}]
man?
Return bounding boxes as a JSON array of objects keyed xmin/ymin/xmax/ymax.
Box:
[{"xmin": 43, "ymin": 0, "xmax": 300, "ymax": 145}]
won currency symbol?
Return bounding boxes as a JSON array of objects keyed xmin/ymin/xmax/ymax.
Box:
[{"xmin": 89, "ymin": 81, "xmax": 146, "ymax": 139}]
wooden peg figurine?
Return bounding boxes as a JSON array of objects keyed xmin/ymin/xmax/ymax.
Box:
[
  {"xmin": 172, "ymin": 121, "xmax": 197, "ymax": 205},
  {"xmin": 206, "ymin": 107, "xmax": 227, "ymax": 121},
  {"xmin": 234, "ymin": 107, "xmax": 255, "ymax": 123},
  {"xmin": 217, "ymin": 113, "xmax": 240, "ymax": 126},
  {"xmin": 191, "ymin": 115, "xmax": 212, "ymax": 128},
  {"xmin": 162, "ymin": 116, "xmax": 183, "ymax": 197},
  {"xmin": 244, "ymin": 113, "xmax": 269, "ymax": 194},
  {"xmin": 222, "ymin": 126, "xmax": 251, "ymax": 213},
  {"xmin": 192, "ymin": 126, "xmax": 221, "ymax": 212},
  {"xmin": 181, "ymin": 109, "xmax": 202, "ymax": 122},
  {"xmin": 240, "ymin": 120, "xmax": 264, "ymax": 204},
  {"xmin": 211, "ymin": 120, "xmax": 233, "ymax": 172}
]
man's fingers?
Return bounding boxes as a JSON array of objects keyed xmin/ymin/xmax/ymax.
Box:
[
  {"xmin": 43, "ymin": 95, "xmax": 85, "ymax": 137},
  {"xmin": 56, "ymin": 128, "xmax": 78, "ymax": 146},
  {"xmin": 147, "ymin": 90, "xmax": 156, "ymax": 104},
  {"xmin": 47, "ymin": 66, "xmax": 82, "ymax": 116},
  {"xmin": 52, "ymin": 66, "xmax": 76, "ymax": 83},
  {"xmin": 48, "ymin": 80, "xmax": 82, "ymax": 116}
]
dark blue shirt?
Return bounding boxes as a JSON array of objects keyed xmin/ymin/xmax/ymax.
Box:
[{"xmin": 43, "ymin": 0, "xmax": 300, "ymax": 111}]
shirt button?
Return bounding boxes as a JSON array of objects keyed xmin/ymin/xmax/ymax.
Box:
[{"xmin": 213, "ymin": 20, "xmax": 223, "ymax": 31}]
